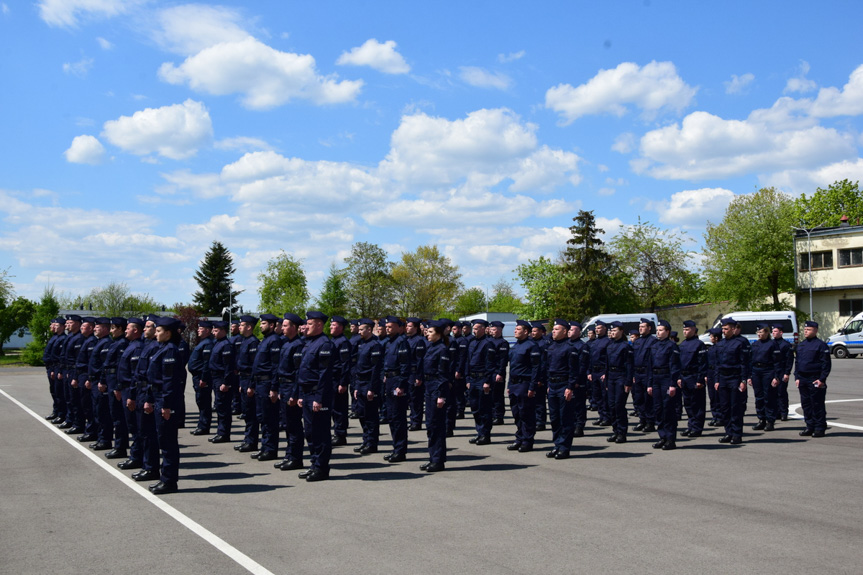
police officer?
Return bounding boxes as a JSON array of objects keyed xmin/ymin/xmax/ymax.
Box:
[
  {"xmin": 795, "ymin": 320, "xmax": 831, "ymax": 438},
  {"xmin": 348, "ymin": 320, "xmax": 362, "ymax": 420},
  {"xmin": 443, "ymin": 319, "xmax": 461, "ymax": 437},
  {"xmin": 705, "ymin": 327, "xmax": 723, "ymax": 427},
  {"xmin": 679, "ymin": 320, "xmax": 708, "ymax": 438},
  {"xmin": 584, "ymin": 320, "xmax": 611, "ymax": 425},
  {"xmin": 530, "ymin": 321, "xmax": 550, "ymax": 431},
  {"xmin": 188, "ymin": 320, "xmax": 215, "ymax": 436},
  {"xmin": 234, "ymin": 315, "xmax": 260, "ymax": 453},
  {"xmin": 420, "ymin": 320, "xmax": 451, "ymax": 472},
  {"xmin": 714, "ymin": 318, "xmax": 751, "ymax": 444},
  {"xmin": 352, "ymin": 318, "xmax": 383, "ymax": 455},
  {"xmin": 125, "ymin": 315, "xmax": 162, "ymax": 479},
  {"xmin": 405, "ymin": 317, "xmax": 427, "ymax": 432},
  {"xmin": 43, "ymin": 318, "xmax": 65, "ymax": 421},
  {"xmin": 100, "ymin": 318, "xmax": 129, "ymax": 454},
  {"xmin": 465, "ymin": 319, "xmax": 496, "ymax": 446},
  {"xmin": 546, "ymin": 319, "xmax": 579, "ymax": 459},
  {"xmin": 229, "ymin": 318, "xmax": 243, "ymax": 416},
  {"xmin": 507, "ymin": 320, "xmax": 541, "ymax": 452},
  {"xmin": 567, "ymin": 321, "xmax": 587, "ymax": 437},
  {"xmin": 772, "ymin": 324, "xmax": 794, "ymax": 421},
  {"xmin": 250, "ymin": 313, "xmax": 282, "ymax": 461},
  {"xmin": 748, "ymin": 323, "xmax": 781, "ymax": 431},
  {"xmin": 274, "ymin": 313, "xmax": 306, "ymax": 470},
  {"xmin": 605, "ymin": 321, "xmax": 634, "ymax": 443},
  {"xmin": 381, "ymin": 317, "xmax": 412, "ymax": 462},
  {"xmin": 632, "ymin": 318, "xmax": 656, "ymax": 434},
  {"xmin": 85, "ymin": 318, "xmax": 113, "ymax": 447},
  {"xmin": 207, "ymin": 321, "xmax": 236, "ymax": 444},
  {"xmin": 58, "ymin": 315, "xmax": 85, "ymax": 432},
  {"xmin": 71, "ymin": 317, "xmax": 97, "ymax": 438},
  {"xmin": 113, "ymin": 317, "xmax": 145, "ymax": 465},
  {"xmin": 329, "ymin": 316, "xmax": 352, "ymax": 447},
  {"xmin": 489, "ymin": 321, "xmax": 510, "ymax": 426},
  {"xmin": 296, "ymin": 311, "xmax": 335, "ymax": 482},
  {"xmin": 647, "ymin": 320, "xmax": 682, "ymax": 450},
  {"xmin": 452, "ymin": 322, "xmax": 469, "ymax": 420}
]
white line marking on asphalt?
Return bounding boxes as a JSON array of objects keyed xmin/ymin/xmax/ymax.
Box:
[
  {"xmin": 788, "ymin": 398, "xmax": 863, "ymax": 431},
  {"xmin": 0, "ymin": 388, "xmax": 276, "ymax": 575}
]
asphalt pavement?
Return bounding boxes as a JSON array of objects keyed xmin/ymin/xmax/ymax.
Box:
[{"xmin": 0, "ymin": 361, "xmax": 860, "ymax": 575}]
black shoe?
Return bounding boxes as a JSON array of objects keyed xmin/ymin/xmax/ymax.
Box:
[
  {"xmin": 764, "ymin": 422, "xmax": 775, "ymax": 432},
  {"xmin": 190, "ymin": 428, "xmax": 209, "ymax": 436},
  {"xmin": 780, "ymin": 414, "xmax": 788, "ymax": 422},
  {"xmin": 305, "ymin": 469, "xmax": 329, "ymax": 482},
  {"xmin": 105, "ymin": 449, "xmax": 127, "ymax": 459},
  {"xmin": 238, "ymin": 443, "xmax": 258, "ymax": 453},
  {"xmin": 383, "ymin": 452, "xmax": 394, "ymax": 461},
  {"xmin": 44, "ymin": 412, "xmax": 58, "ymax": 420},
  {"xmin": 77, "ymin": 433, "xmax": 97, "ymax": 442},
  {"xmin": 420, "ymin": 462, "xmax": 431, "ymax": 471},
  {"xmin": 643, "ymin": 424, "xmax": 656, "ymax": 433},
  {"xmin": 65, "ymin": 426, "xmax": 84, "ymax": 435},
  {"xmin": 730, "ymin": 436, "xmax": 742, "ymax": 444},
  {"xmin": 687, "ymin": 431, "xmax": 702, "ymax": 438},
  {"xmin": 598, "ymin": 420, "xmax": 613, "ymax": 427},
  {"xmin": 58, "ymin": 421, "xmax": 73, "ymax": 429},
  {"xmin": 573, "ymin": 427, "xmax": 584, "ymax": 438},
  {"xmin": 379, "ymin": 418, "xmax": 390, "ymax": 424},
  {"xmin": 708, "ymin": 419, "xmax": 717, "ymax": 427},
  {"xmin": 652, "ymin": 439, "xmax": 667, "ymax": 449},
  {"xmin": 812, "ymin": 430, "xmax": 826, "ymax": 438},
  {"xmin": 255, "ymin": 451, "xmax": 277, "ymax": 461},
  {"xmin": 278, "ymin": 460, "xmax": 304, "ymax": 471},
  {"xmin": 348, "ymin": 412, "xmax": 359, "ymax": 419},
  {"xmin": 409, "ymin": 424, "xmax": 422, "ymax": 432},
  {"xmin": 629, "ymin": 410, "xmax": 638, "ymax": 417},
  {"xmin": 359, "ymin": 445, "xmax": 378, "ymax": 455},
  {"xmin": 298, "ymin": 469, "xmax": 313, "ymax": 479},
  {"xmin": 615, "ymin": 435, "xmax": 627, "ymax": 444},
  {"xmin": 91, "ymin": 441, "xmax": 111, "ymax": 450},
  {"xmin": 468, "ymin": 436, "xmax": 479, "ymax": 444},
  {"xmin": 388, "ymin": 453, "xmax": 406, "ymax": 463},
  {"xmin": 752, "ymin": 420, "xmax": 766, "ymax": 431},
  {"xmin": 51, "ymin": 417, "xmax": 65, "ymax": 424},
  {"xmin": 132, "ymin": 469, "xmax": 159, "ymax": 482},
  {"xmin": 517, "ymin": 444, "xmax": 533, "ymax": 453},
  {"xmin": 536, "ymin": 424, "xmax": 547, "ymax": 431},
  {"xmin": 719, "ymin": 435, "xmax": 733, "ymax": 443},
  {"xmin": 606, "ymin": 434, "xmax": 619, "ymax": 443},
  {"xmin": 662, "ymin": 442, "xmax": 677, "ymax": 451},
  {"xmin": 446, "ymin": 430, "xmax": 454, "ymax": 437},
  {"xmin": 353, "ymin": 444, "xmax": 367, "ymax": 453},
  {"xmin": 634, "ymin": 422, "xmax": 646, "ymax": 432},
  {"xmin": 555, "ymin": 451, "xmax": 570, "ymax": 460},
  {"xmin": 492, "ymin": 418, "xmax": 504, "ymax": 426},
  {"xmin": 425, "ymin": 462, "xmax": 445, "ymax": 472},
  {"xmin": 117, "ymin": 459, "xmax": 142, "ymax": 470},
  {"xmin": 799, "ymin": 428, "xmax": 814, "ymax": 436},
  {"xmin": 680, "ymin": 429, "xmax": 691, "ymax": 437},
  {"xmin": 546, "ymin": 448, "xmax": 559, "ymax": 458},
  {"xmin": 455, "ymin": 412, "xmax": 465, "ymax": 420},
  {"xmin": 331, "ymin": 435, "xmax": 347, "ymax": 446},
  {"xmin": 231, "ymin": 409, "xmax": 242, "ymax": 416},
  {"xmin": 209, "ymin": 435, "xmax": 229, "ymax": 443},
  {"xmin": 150, "ymin": 481, "xmax": 178, "ymax": 495},
  {"xmin": 506, "ymin": 442, "xmax": 522, "ymax": 451},
  {"xmin": 475, "ymin": 436, "xmax": 491, "ymax": 445}
]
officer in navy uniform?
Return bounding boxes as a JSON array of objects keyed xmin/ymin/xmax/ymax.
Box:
[
  {"xmin": 465, "ymin": 319, "xmax": 496, "ymax": 446},
  {"xmin": 507, "ymin": 320, "xmax": 541, "ymax": 452},
  {"xmin": 632, "ymin": 318, "xmax": 657, "ymax": 434},
  {"xmin": 605, "ymin": 321, "xmax": 634, "ymax": 443},
  {"xmin": 145, "ymin": 317, "xmax": 186, "ymax": 494},
  {"xmin": 405, "ymin": 317, "xmax": 427, "ymax": 432},
  {"xmin": 352, "ymin": 318, "xmax": 383, "ymax": 455},
  {"xmin": 176, "ymin": 327, "xmax": 190, "ymax": 429},
  {"xmin": 113, "ymin": 317, "xmax": 145, "ymax": 464},
  {"xmin": 124, "ymin": 315, "xmax": 161, "ymax": 479},
  {"xmin": 705, "ymin": 327, "xmax": 723, "ymax": 426},
  {"xmin": 545, "ymin": 319, "xmax": 579, "ymax": 459},
  {"xmin": 229, "ymin": 319, "xmax": 243, "ymax": 415},
  {"xmin": 71, "ymin": 317, "xmax": 97, "ymax": 438},
  {"xmin": 100, "ymin": 318, "xmax": 128, "ymax": 453},
  {"xmin": 58, "ymin": 315, "xmax": 85, "ymax": 432},
  {"xmin": 567, "ymin": 321, "xmax": 588, "ymax": 437},
  {"xmin": 348, "ymin": 320, "xmax": 362, "ymax": 419},
  {"xmin": 748, "ymin": 323, "xmax": 781, "ymax": 431},
  {"xmin": 795, "ymin": 320, "xmax": 831, "ymax": 437},
  {"xmin": 188, "ymin": 321, "xmax": 215, "ymax": 436},
  {"xmin": 235, "ymin": 315, "xmax": 260, "ymax": 453},
  {"xmin": 584, "ymin": 320, "xmax": 611, "ymax": 424},
  {"xmin": 714, "ymin": 318, "xmax": 751, "ymax": 444},
  {"xmin": 647, "ymin": 320, "xmax": 682, "ymax": 450},
  {"xmin": 329, "ymin": 316, "xmax": 352, "ymax": 447},
  {"xmin": 443, "ymin": 319, "xmax": 461, "ymax": 436},
  {"xmin": 296, "ymin": 311, "xmax": 335, "ymax": 482},
  {"xmin": 381, "ymin": 317, "xmax": 412, "ymax": 462},
  {"xmin": 489, "ymin": 321, "xmax": 510, "ymax": 426},
  {"xmin": 85, "ymin": 318, "xmax": 113, "ymax": 447},
  {"xmin": 420, "ymin": 320, "xmax": 451, "ymax": 472},
  {"xmin": 250, "ymin": 313, "xmax": 282, "ymax": 461},
  {"xmin": 274, "ymin": 313, "xmax": 306, "ymax": 470},
  {"xmin": 530, "ymin": 322, "xmax": 550, "ymax": 431},
  {"xmin": 679, "ymin": 320, "xmax": 708, "ymax": 438},
  {"xmin": 452, "ymin": 322, "xmax": 469, "ymax": 420},
  {"xmin": 772, "ymin": 324, "xmax": 794, "ymax": 421},
  {"xmin": 43, "ymin": 318, "xmax": 64, "ymax": 421},
  {"xmin": 207, "ymin": 321, "xmax": 236, "ymax": 444}
]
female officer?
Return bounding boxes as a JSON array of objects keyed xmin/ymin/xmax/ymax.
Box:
[
  {"xmin": 420, "ymin": 320, "xmax": 451, "ymax": 473},
  {"xmin": 145, "ymin": 317, "xmax": 185, "ymax": 494}
]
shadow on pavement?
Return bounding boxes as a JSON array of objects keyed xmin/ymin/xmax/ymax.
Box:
[{"xmin": 185, "ymin": 471, "xmax": 270, "ymax": 481}]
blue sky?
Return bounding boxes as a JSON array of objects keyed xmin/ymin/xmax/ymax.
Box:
[{"xmin": 2, "ymin": 1, "xmax": 862, "ymax": 310}]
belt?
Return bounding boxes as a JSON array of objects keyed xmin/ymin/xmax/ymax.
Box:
[
  {"xmin": 652, "ymin": 368, "xmax": 669, "ymax": 375},
  {"xmin": 150, "ymin": 383, "xmax": 162, "ymax": 392},
  {"xmin": 104, "ymin": 368, "xmax": 117, "ymax": 374},
  {"xmin": 277, "ymin": 376, "xmax": 296, "ymax": 384},
  {"xmin": 680, "ymin": 370, "xmax": 696, "ymax": 376},
  {"xmin": 239, "ymin": 371, "xmax": 252, "ymax": 377},
  {"xmin": 253, "ymin": 374, "xmax": 271, "ymax": 382},
  {"xmin": 719, "ymin": 368, "xmax": 741, "ymax": 376},
  {"xmin": 752, "ymin": 362, "xmax": 771, "ymax": 369},
  {"xmin": 608, "ymin": 367, "xmax": 623, "ymax": 373},
  {"xmin": 798, "ymin": 371, "xmax": 820, "ymax": 378},
  {"xmin": 511, "ymin": 376, "xmax": 531, "ymax": 383},
  {"xmin": 384, "ymin": 370, "xmax": 400, "ymax": 377},
  {"xmin": 548, "ymin": 376, "xmax": 568, "ymax": 383},
  {"xmin": 591, "ymin": 364, "xmax": 606, "ymax": 372},
  {"xmin": 468, "ymin": 371, "xmax": 488, "ymax": 378},
  {"xmin": 635, "ymin": 367, "xmax": 647, "ymax": 374}
]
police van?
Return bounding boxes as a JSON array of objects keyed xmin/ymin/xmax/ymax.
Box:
[
  {"xmin": 582, "ymin": 313, "xmax": 660, "ymax": 339},
  {"xmin": 699, "ymin": 311, "xmax": 798, "ymax": 347},
  {"xmin": 827, "ymin": 312, "xmax": 863, "ymax": 359}
]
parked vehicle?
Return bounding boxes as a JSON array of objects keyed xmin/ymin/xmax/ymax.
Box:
[
  {"xmin": 582, "ymin": 313, "xmax": 660, "ymax": 340},
  {"xmin": 699, "ymin": 311, "xmax": 798, "ymax": 347},
  {"xmin": 827, "ymin": 312, "xmax": 863, "ymax": 359}
]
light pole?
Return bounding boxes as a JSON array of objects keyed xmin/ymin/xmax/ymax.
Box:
[
  {"xmin": 478, "ymin": 282, "xmax": 489, "ymax": 314},
  {"xmin": 792, "ymin": 221, "xmax": 827, "ymax": 320}
]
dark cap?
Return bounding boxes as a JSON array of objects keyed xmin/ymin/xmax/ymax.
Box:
[
  {"xmin": 471, "ymin": 319, "xmax": 489, "ymax": 327},
  {"xmin": 128, "ymin": 317, "xmax": 146, "ymax": 327},
  {"xmin": 230, "ymin": 318, "xmax": 240, "ymax": 325},
  {"xmin": 406, "ymin": 317, "xmax": 421, "ymax": 325},
  {"xmin": 94, "ymin": 317, "xmax": 112, "ymax": 325},
  {"xmin": 756, "ymin": 322, "xmax": 769, "ymax": 330},
  {"xmin": 283, "ymin": 313, "xmax": 303, "ymax": 326},
  {"xmin": 720, "ymin": 317, "xmax": 738, "ymax": 326},
  {"xmin": 81, "ymin": 316, "xmax": 96, "ymax": 324},
  {"xmin": 153, "ymin": 316, "xmax": 177, "ymax": 329},
  {"xmin": 682, "ymin": 320, "xmax": 697, "ymax": 329},
  {"xmin": 110, "ymin": 317, "xmax": 127, "ymax": 328},
  {"xmin": 259, "ymin": 313, "xmax": 280, "ymax": 323},
  {"xmin": 640, "ymin": 317, "xmax": 655, "ymax": 327},
  {"xmin": 657, "ymin": 320, "xmax": 671, "ymax": 329},
  {"xmin": 804, "ymin": 320, "xmax": 819, "ymax": 328},
  {"xmin": 629, "ymin": 330, "xmax": 639, "ymax": 336},
  {"xmin": 212, "ymin": 321, "xmax": 228, "ymax": 330},
  {"xmin": 708, "ymin": 327, "xmax": 722, "ymax": 336},
  {"xmin": 771, "ymin": 323, "xmax": 784, "ymax": 331},
  {"xmin": 358, "ymin": 318, "xmax": 375, "ymax": 326},
  {"xmin": 515, "ymin": 320, "xmax": 531, "ymax": 328},
  {"xmin": 553, "ymin": 318, "xmax": 569, "ymax": 329},
  {"xmin": 198, "ymin": 320, "xmax": 213, "ymax": 329},
  {"xmin": 239, "ymin": 315, "xmax": 258, "ymax": 325},
  {"xmin": 489, "ymin": 320, "xmax": 504, "ymax": 328},
  {"xmin": 331, "ymin": 315, "xmax": 349, "ymax": 326},
  {"xmin": 427, "ymin": 319, "xmax": 447, "ymax": 329},
  {"xmin": 594, "ymin": 320, "xmax": 606, "ymax": 327},
  {"xmin": 530, "ymin": 321, "xmax": 546, "ymax": 331},
  {"xmin": 66, "ymin": 314, "xmax": 82, "ymax": 323},
  {"xmin": 306, "ymin": 311, "xmax": 328, "ymax": 322},
  {"xmin": 146, "ymin": 314, "xmax": 161, "ymax": 323},
  {"xmin": 569, "ymin": 320, "xmax": 582, "ymax": 329},
  {"xmin": 608, "ymin": 320, "xmax": 623, "ymax": 329}
]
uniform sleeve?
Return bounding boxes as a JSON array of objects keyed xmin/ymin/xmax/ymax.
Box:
[
  {"xmin": 819, "ymin": 341, "xmax": 832, "ymax": 381},
  {"xmin": 397, "ymin": 339, "xmax": 412, "ymax": 386},
  {"xmin": 370, "ymin": 343, "xmax": 383, "ymax": 397},
  {"xmin": 741, "ymin": 340, "xmax": 752, "ymax": 380},
  {"xmin": 567, "ymin": 347, "xmax": 580, "ymax": 390},
  {"xmin": 339, "ymin": 341, "xmax": 352, "ymax": 386},
  {"xmin": 529, "ymin": 345, "xmax": 541, "ymax": 392},
  {"xmin": 669, "ymin": 346, "xmax": 682, "ymax": 387},
  {"xmin": 697, "ymin": 342, "xmax": 708, "ymax": 382},
  {"xmin": 159, "ymin": 347, "xmax": 181, "ymax": 411},
  {"xmin": 624, "ymin": 345, "xmax": 634, "ymax": 384}
]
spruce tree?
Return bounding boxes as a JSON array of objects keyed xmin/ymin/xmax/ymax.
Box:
[{"xmin": 192, "ymin": 241, "xmax": 242, "ymax": 316}]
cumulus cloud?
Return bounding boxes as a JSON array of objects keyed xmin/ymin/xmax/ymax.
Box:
[
  {"xmin": 64, "ymin": 135, "xmax": 105, "ymax": 164},
  {"xmin": 101, "ymin": 99, "xmax": 213, "ymax": 160},
  {"xmin": 809, "ymin": 63, "xmax": 863, "ymax": 117},
  {"xmin": 152, "ymin": 4, "xmax": 251, "ymax": 56},
  {"xmin": 38, "ymin": 0, "xmax": 141, "ymax": 28},
  {"xmin": 459, "ymin": 66, "xmax": 512, "ymax": 90},
  {"xmin": 724, "ymin": 73, "xmax": 754, "ymax": 95},
  {"xmin": 784, "ymin": 60, "xmax": 817, "ymax": 94},
  {"xmin": 509, "ymin": 146, "xmax": 581, "ymax": 192},
  {"xmin": 763, "ymin": 158, "xmax": 863, "ymax": 196},
  {"xmin": 612, "ymin": 132, "xmax": 636, "ymax": 154},
  {"xmin": 159, "ymin": 37, "xmax": 363, "ymax": 109},
  {"xmin": 545, "ymin": 61, "xmax": 697, "ymax": 124},
  {"xmin": 647, "ymin": 188, "xmax": 736, "ymax": 226},
  {"xmin": 214, "ymin": 136, "xmax": 272, "ymax": 153},
  {"xmin": 336, "ymin": 39, "xmax": 410, "ymax": 74}
]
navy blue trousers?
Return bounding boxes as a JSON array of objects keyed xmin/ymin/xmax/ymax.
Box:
[
  {"xmin": 652, "ymin": 379, "xmax": 680, "ymax": 443},
  {"xmin": 255, "ymin": 389, "xmax": 279, "ymax": 453},
  {"xmin": 607, "ymin": 374, "xmax": 629, "ymax": 436},
  {"xmin": 717, "ymin": 378, "xmax": 747, "ymax": 439},
  {"xmin": 356, "ymin": 392, "xmax": 380, "ymax": 448},
  {"xmin": 751, "ymin": 369, "xmax": 778, "ymax": 423},
  {"xmin": 547, "ymin": 385, "xmax": 575, "ymax": 453},
  {"xmin": 510, "ymin": 393, "xmax": 536, "ymax": 446},
  {"xmin": 409, "ymin": 381, "xmax": 425, "ymax": 426},
  {"xmin": 302, "ymin": 402, "xmax": 332, "ymax": 473},
  {"xmin": 798, "ymin": 378, "xmax": 827, "ymax": 432},
  {"xmin": 425, "ymin": 395, "xmax": 447, "ymax": 465},
  {"xmin": 467, "ymin": 379, "xmax": 493, "ymax": 437},
  {"xmin": 332, "ymin": 385, "xmax": 350, "ymax": 438},
  {"xmin": 386, "ymin": 392, "xmax": 409, "ymax": 456},
  {"xmin": 681, "ymin": 378, "xmax": 706, "ymax": 433},
  {"xmin": 193, "ymin": 378, "xmax": 213, "ymax": 432},
  {"xmin": 213, "ymin": 382, "xmax": 232, "ymax": 438},
  {"xmin": 155, "ymin": 402, "xmax": 180, "ymax": 484}
]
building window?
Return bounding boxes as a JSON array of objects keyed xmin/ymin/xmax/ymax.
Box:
[
  {"xmin": 839, "ymin": 299, "xmax": 863, "ymax": 316},
  {"xmin": 838, "ymin": 247, "xmax": 863, "ymax": 268},
  {"xmin": 799, "ymin": 250, "xmax": 833, "ymax": 271}
]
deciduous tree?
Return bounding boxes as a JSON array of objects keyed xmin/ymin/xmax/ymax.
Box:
[
  {"xmin": 257, "ymin": 251, "xmax": 309, "ymax": 316},
  {"xmin": 391, "ymin": 245, "xmax": 462, "ymax": 317}
]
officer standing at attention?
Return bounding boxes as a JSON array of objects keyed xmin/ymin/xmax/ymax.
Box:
[
  {"xmin": 274, "ymin": 313, "xmax": 306, "ymax": 470},
  {"xmin": 584, "ymin": 320, "xmax": 611, "ymax": 424},
  {"xmin": 605, "ymin": 321, "xmax": 634, "ymax": 443},
  {"xmin": 748, "ymin": 323, "xmax": 781, "ymax": 431},
  {"xmin": 381, "ymin": 317, "xmax": 412, "ymax": 462},
  {"xmin": 795, "ymin": 320, "xmax": 831, "ymax": 438},
  {"xmin": 452, "ymin": 322, "xmax": 469, "ymax": 421},
  {"xmin": 632, "ymin": 319, "xmax": 656, "ymax": 434},
  {"xmin": 207, "ymin": 321, "xmax": 236, "ymax": 444},
  {"xmin": 85, "ymin": 318, "xmax": 113, "ymax": 448},
  {"xmin": 545, "ymin": 319, "xmax": 579, "ymax": 459},
  {"xmin": 567, "ymin": 321, "xmax": 587, "ymax": 437},
  {"xmin": 43, "ymin": 318, "xmax": 64, "ymax": 421},
  {"xmin": 443, "ymin": 320, "xmax": 461, "ymax": 437},
  {"xmin": 489, "ymin": 321, "xmax": 510, "ymax": 426},
  {"xmin": 507, "ymin": 320, "xmax": 541, "ymax": 452},
  {"xmin": 109, "ymin": 318, "xmax": 144, "ymax": 462},
  {"xmin": 59, "ymin": 315, "xmax": 85, "ymax": 432},
  {"xmin": 705, "ymin": 328, "xmax": 723, "ymax": 427},
  {"xmin": 235, "ymin": 315, "xmax": 260, "ymax": 453},
  {"xmin": 188, "ymin": 321, "xmax": 215, "ymax": 436},
  {"xmin": 229, "ymin": 319, "xmax": 243, "ymax": 416},
  {"xmin": 647, "ymin": 320, "xmax": 682, "ymax": 450},
  {"xmin": 329, "ymin": 316, "xmax": 352, "ymax": 447},
  {"xmin": 348, "ymin": 320, "xmax": 362, "ymax": 420},
  {"xmin": 120, "ymin": 315, "xmax": 160, "ymax": 475},
  {"xmin": 405, "ymin": 318, "xmax": 427, "ymax": 432},
  {"xmin": 772, "ymin": 324, "xmax": 794, "ymax": 421},
  {"xmin": 714, "ymin": 318, "xmax": 751, "ymax": 445},
  {"xmin": 250, "ymin": 313, "xmax": 282, "ymax": 462},
  {"xmin": 530, "ymin": 322, "xmax": 550, "ymax": 431},
  {"xmin": 101, "ymin": 318, "xmax": 128, "ymax": 454},
  {"xmin": 465, "ymin": 319, "xmax": 496, "ymax": 446},
  {"xmin": 678, "ymin": 320, "xmax": 708, "ymax": 438},
  {"xmin": 352, "ymin": 318, "xmax": 383, "ymax": 455},
  {"xmin": 71, "ymin": 317, "xmax": 97, "ymax": 438},
  {"xmin": 420, "ymin": 320, "xmax": 451, "ymax": 472},
  {"xmin": 297, "ymin": 311, "xmax": 335, "ymax": 482}
]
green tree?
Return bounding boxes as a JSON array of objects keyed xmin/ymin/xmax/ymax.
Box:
[
  {"xmin": 703, "ymin": 187, "xmax": 795, "ymax": 309},
  {"xmin": 316, "ymin": 263, "xmax": 350, "ymax": 319},
  {"xmin": 793, "ymin": 179, "xmax": 863, "ymax": 227},
  {"xmin": 21, "ymin": 286, "xmax": 60, "ymax": 366},
  {"xmin": 487, "ymin": 279, "xmax": 523, "ymax": 313},
  {"xmin": 86, "ymin": 281, "xmax": 163, "ymax": 316},
  {"xmin": 608, "ymin": 218, "xmax": 698, "ymax": 311},
  {"xmin": 344, "ymin": 242, "xmax": 395, "ymax": 318},
  {"xmin": 257, "ymin": 251, "xmax": 309, "ymax": 316},
  {"xmin": 391, "ymin": 244, "xmax": 462, "ymax": 317},
  {"xmin": 0, "ymin": 296, "xmax": 36, "ymax": 355},
  {"xmin": 0, "ymin": 267, "xmax": 13, "ymax": 305},
  {"xmin": 515, "ymin": 256, "xmax": 564, "ymax": 319},
  {"xmin": 193, "ymin": 241, "xmax": 242, "ymax": 316},
  {"xmin": 452, "ymin": 287, "xmax": 487, "ymax": 318}
]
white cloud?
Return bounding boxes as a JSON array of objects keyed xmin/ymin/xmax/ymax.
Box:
[
  {"xmin": 214, "ymin": 136, "xmax": 273, "ymax": 153},
  {"xmin": 336, "ymin": 39, "xmax": 410, "ymax": 74},
  {"xmin": 809, "ymin": 63, "xmax": 863, "ymax": 117},
  {"xmin": 612, "ymin": 132, "xmax": 636, "ymax": 154},
  {"xmin": 101, "ymin": 99, "xmax": 213, "ymax": 160},
  {"xmin": 784, "ymin": 60, "xmax": 817, "ymax": 94},
  {"xmin": 459, "ymin": 66, "xmax": 512, "ymax": 90},
  {"xmin": 545, "ymin": 61, "xmax": 697, "ymax": 124},
  {"xmin": 152, "ymin": 4, "xmax": 251, "ymax": 56},
  {"xmin": 763, "ymin": 158, "xmax": 863, "ymax": 196},
  {"xmin": 724, "ymin": 73, "xmax": 754, "ymax": 95},
  {"xmin": 498, "ymin": 51, "xmax": 525, "ymax": 63},
  {"xmin": 158, "ymin": 37, "xmax": 363, "ymax": 109},
  {"xmin": 37, "ymin": 0, "xmax": 141, "ymax": 28},
  {"xmin": 595, "ymin": 217, "xmax": 624, "ymax": 241},
  {"xmin": 63, "ymin": 57, "xmax": 94, "ymax": 77},
  {"xmin": 647, "ymin": 188, "xmax": 736, "ymax": 226},
  {"xmin": 509, "ymin": 146, "xmax": 581, "ymax": 192},
  {"xmin": 64, "ymin": 135, "xmax": 105, "ymax": 164},
  {"xmin": 96, "ymin": 37, "xmax": 112, "ymax": 50},
  {"xmin": 598, "ymin": 188, "xmax": 615, "ymax": 196}
]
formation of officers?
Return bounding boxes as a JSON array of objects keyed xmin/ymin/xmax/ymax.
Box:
[{"xmin": 40, "ymin": 311, "xmax": 832, "ymax": 493}]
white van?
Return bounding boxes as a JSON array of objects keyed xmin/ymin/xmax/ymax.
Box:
[
  {"xmin": 827, "ymin": 312, "xmax": 863, "ymax": 359},
  {"xmin": 582, "ymin": 313, "xmax": 659, "ymax": 339},
  {"xmin": 699, "ymin": 311, "xmax": 798, "ymax": 347}
]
